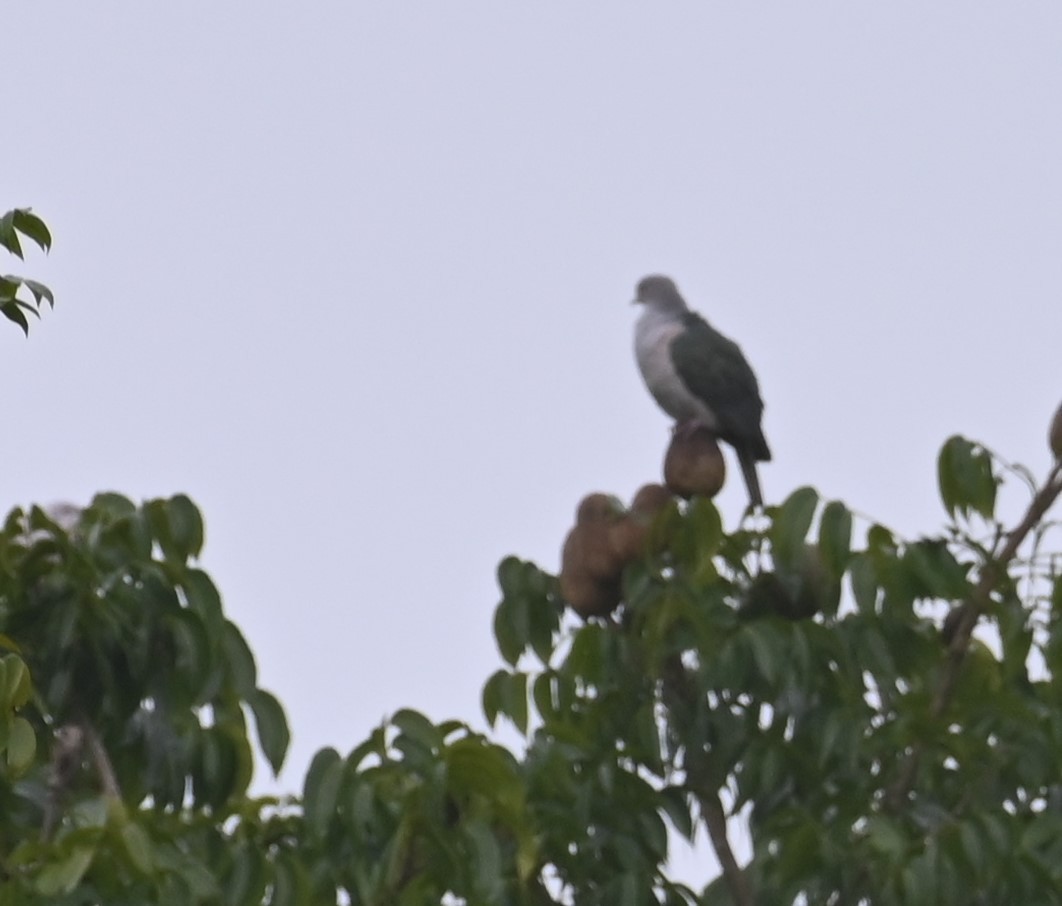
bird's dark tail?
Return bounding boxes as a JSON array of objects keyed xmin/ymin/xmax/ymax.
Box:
[{"xmin": 737, "ymin": 448, "xmax": 764, "ymax": 509}]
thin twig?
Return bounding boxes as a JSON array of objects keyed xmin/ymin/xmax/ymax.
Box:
[
  {"xmin": 660, "ymin": 655, "xmax": 755, "ymax": 905},
  {"xmin": 886, "ymin": 461, "xmax": 1062, "ymax": 810},
  {"xmin": 695, "ymin": 782, "xmax": 755, "ymax": 906},
  {"xmin": 42, "ymin": 723, "xmax": 85, "ymax": 838},
  {"xmin": 81, "ymin": 719, "xmax": 121, "ymax": 800}
]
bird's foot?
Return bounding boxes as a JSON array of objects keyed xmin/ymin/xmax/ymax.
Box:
[{"xmin": 672, "ymin": 419, "xmax": 706, "ymax": 440}]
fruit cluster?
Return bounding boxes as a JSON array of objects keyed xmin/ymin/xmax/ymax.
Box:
[
  {"xmin": 558, "ymin": 427, "xmax": 734, "ymax": 619},
  {"xmin": 558, "ymin": 485, "xmax": 671, "ymax": 619}
]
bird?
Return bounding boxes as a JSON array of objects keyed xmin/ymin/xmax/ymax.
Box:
[{"xmin": 633, "ymin": 274, "xmax": 771, "ymax": 507}]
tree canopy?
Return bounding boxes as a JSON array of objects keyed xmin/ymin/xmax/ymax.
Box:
[{"xmin": 4, "ymin": 209, "xmax": 1062, "ymax": 904}]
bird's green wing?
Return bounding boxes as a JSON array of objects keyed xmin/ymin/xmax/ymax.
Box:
[{"xmin": 670, "ymin": 312, "xmax": 770, "ymax": 460}]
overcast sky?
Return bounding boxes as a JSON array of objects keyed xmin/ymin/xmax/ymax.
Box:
[{"xmin": 6, "ymin": 3, "xmax": 1062, "ymax": 887}]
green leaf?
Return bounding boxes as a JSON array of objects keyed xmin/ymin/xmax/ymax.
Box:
[
  {"xmin": 482, "ymin": 669, "xmax": 507, "ymax": 727},
  {"xmin": 182, "ymin": 568, "xmax": 224, "ymax": 635},
  {"xmin": 659, "ymin": 786, "xmax": 693, "ymax": 840},
  {"xmin": 221, "ymin": 621, "xmax": 258, "ymax": 696},
  {"xmin": 532, "ymin": 670, "xmax": 557, "ymax": 722},
  {"xmin": 6, "ymin": 717, "xmax": 36, "ymax": 773},
  {"xmin": 248, "ymin": 688, "xmax": 290, "ymax": 775},
  {"xmin": 817, "ymin": 500, "xmax": 852, "ymax": 577},
  {"xmin": 742, "ymin": 621, "xmax": 781, "ymax": 685},
  {"xmin": 12, "ymin": 209, "xmax": 52, "ymax": 253},
  {"xmin": 526, "ymin": 575, "xmax": 560, "ymax": 665},
  {"xmin": 0, "ymin": 275, "xmax": 19, "ymax": 303},
  {"xmin": 481, "ymin": 671, "xmax": 529, "ymax": 734},
  {"xmin": 902, "ymin": 540, "xmax": 971, "ymax": 600},
  {"xmin": 503, "ymin": 671, "xmax": 529, "ymax": 734},
  {"xmin": 71, "ymin": 796, "xmax": 109, "ymax": 828},
  {"xmin": 225, "ymin": 841, "xmax": 267, "ymax": 906},
  {"xmin": 848, "ymin": 553, "xmax": 879, "ymax": 614},
  {"xmin": 866, "ymin": 814, "xmax": 908, "ymax": 860},
  {"xmin": 0, "ymin": 210, "xmax": 22, "ymax": 258},
  {"xmin": 391, "ymin": 708, "xmax": 442, "ymax": 753},
  {"xmin": 269, "ymin": 854, "xmax": 305, "ymax": 906},
  {"xmin": 771, "ymin": 486, "xmax": 819, "ymax": 568},
  {"xmin": 1, "ymin": 653, "xmax": 31, "ymax": 708},
  {"xmin": 687, "ymin": 497, "xmax": 723, "ymax": 552},
  {"xmin": 467, "ymin": 818, "xmax": 503, "ymax": 899},
  {"xmin": 194, "ymin": 726, "xmax": 238, "ymax": 808},
  {"xmin": 166, "ymin": 494, "xmax": 204, "ymax": 559},
  {"xmin": 168, "ymin": 609, "xmax": 213, "ymax": 703},
  {"xmin": 699, "ymin": 875, "xmax": 733, "ymax": 906},
  {"xmin": 496, "ymin": 556, "xmax": 524, "ymax": 598},
  {"xmin": 2, "ymin": 301, "xmax": 29, "ymax": 336},
  {"xmin": 959, "ymin": 820, "xmax": 985, "ymax": 876},
  {"xmin": 88, "ymin": 490, "xmax": 137, "ymax": 516},
  {"xmin": 34, "ymin": 845, "xmax": 95, "ymax": 896},
  {"xmin": 565, "ymin": 623, "xmax": 611, "ymax": 686},
  {"xmin": 303, "ymin": 747, "xmax": 344, "ymax": 838},
  {"xmin": 119, "ymin": 821, "xmax": 155, "ymax": 875},
  {"xmin": 937, "ymin": 435, "xmax": 997, "ymax": 520},
  {"xmin": 21, "ymin": 278, "xmax": 53, "ymax": 307},
  {"xmin": 446, "ymin": 738, "xmax": 523, "ymax": 816},
  {"xmin": 493, "ymin": 590, "xmax": 529, "ymax": 666}
]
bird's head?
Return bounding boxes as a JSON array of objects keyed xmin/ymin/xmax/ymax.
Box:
[{"xmin": 634, "ymin": 275, "xmax": 687, "ymax": 313}]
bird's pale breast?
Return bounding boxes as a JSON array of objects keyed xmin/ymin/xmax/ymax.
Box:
[{"xmin": 634, "ymin": 308, "xmax": 718, "ymax": 428}]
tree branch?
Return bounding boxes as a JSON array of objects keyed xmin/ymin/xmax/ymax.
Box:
[
  {"xmin": 695, "ymin": 781, "xmax": 755, "ymax": 906},
  {"xmin": 886, "ymin": 460, "xmax": 1062, "ymax": 810},
  {"xmin": 82, "ymin": 719, "xmax": 121, "ymax": 800},
  {"xmin": 660, "ymin": 655, "xmax": 755, "ymax": 906},
  {"xmin": 42, "ymin": 723, "xmax": 85, "ymax": 839}
]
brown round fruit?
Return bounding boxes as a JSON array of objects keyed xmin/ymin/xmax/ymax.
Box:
[
  {"xmin": 608, "ymin": 484, "xmax": 674, "ymax": 563},
  {"xmin": 574, "ymin": 493, "xmax": 624, "ymax": 525},
  {"xmin": 559, "ymin": 568, "xmax": 621, "ymax": 619},
  {"xmin": 608, "ymin": 517, "xmax": 645, "ymax": 563},
  {"xmin": 568, "ymin": 494, "xmax": 626, "ymax": 579},
  {"xmin": 560, "ymin": 493, "xmax": 628, "ymax": 619},
  {"xmin": 630, "ymin": 483, "xmax": 673, "ymax": 518},
  {"xmin": 663, "ymin": 427, "xmax": 726, "ymax": 499}
]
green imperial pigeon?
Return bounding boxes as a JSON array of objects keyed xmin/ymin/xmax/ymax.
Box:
[{"xmin": 633, "ymin": 274, "xmax": 771, "ymax": 506}]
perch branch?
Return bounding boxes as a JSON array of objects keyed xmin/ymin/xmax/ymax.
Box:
[
  {"xmin": 82, "ymin": 719, "xmax": 122, "ymax": 800},
  {"xmin": 886, "ymin": 460, "xmax": 1062, "ymax": 810},
  {"xmin": 661, "ymin": 655, "xmax": 755, "ymax": 906}
]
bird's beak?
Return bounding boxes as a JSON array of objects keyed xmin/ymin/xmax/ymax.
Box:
[{"xmin": 631, "ymin": 296, "xmax": 642, "ymax": 305}]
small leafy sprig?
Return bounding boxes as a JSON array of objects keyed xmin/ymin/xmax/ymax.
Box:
[{"xmin": 1, "ymin": 207, "xmax": 53, "ymax": 336}]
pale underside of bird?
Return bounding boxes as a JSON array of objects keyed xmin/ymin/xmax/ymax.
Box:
[{"xmin": 633, "ymin": 274, "xmax": 771, "ymax": 507}]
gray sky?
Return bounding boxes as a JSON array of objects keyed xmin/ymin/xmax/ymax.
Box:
[{"xmin": 7, "ymin": 3, "xmax": 1062, "ymax": 887}]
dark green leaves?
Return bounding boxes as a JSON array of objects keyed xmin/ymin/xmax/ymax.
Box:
[
  {"xmin": 771, "ymin": 486, "xmax": 819, "ymax": 569},
  {"xmin": 818, "ymin": 500, "xmax": 852, "ymax": 576},
  {"xmin": 0, "ymin": 424, "xmax": 1056, "ymax": 905},
  {"xmin": 303, "ymin": 746, "xmax": 344, "ymax": 839},
  {"xmin": 482, "ymin": 668, "xmax": 529, "ymax": 733},
  {"xmin": 0, "ymin": 653, "xmax": 36, "ymax": 775},
  {"xmin": 938, "ymin": 435, "xmax": 997, "ymax": 520},
  {"xmin": 492, "ymin": 557, "xmax": 560, "ymax": 667},
  {"xmin": 248, "ymin": 688, "xmax": 289, "ymax": 776},
  {"xmin": 1, "ymin": 208, "xmax": 54, "ymax": 336},
  {"xmin": 0, "ymin": 208, "xmax": 52, "ymax": 257},
  {"xmin": 0, "ymin": 492, "xmax": 288, "ymax": 833},
  {"xmin": 145, "ymin": 494, "xmax": 205, "ymax": 562}
]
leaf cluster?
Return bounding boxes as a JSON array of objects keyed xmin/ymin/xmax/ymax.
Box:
[
  {"xmin": 480, "ymin": 438, "xmax": 1062, "ymax": 904},
  {"xmin": 0, "ymin": 494, "xmax": 290, "ymax": 902},
  {"xmin": 2, "ymin": 434, "xmax": 1061, "ymax": 905},
  {"xmin": 0, "ymin": 209, "xmax": 53, "ymax": 336}
]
